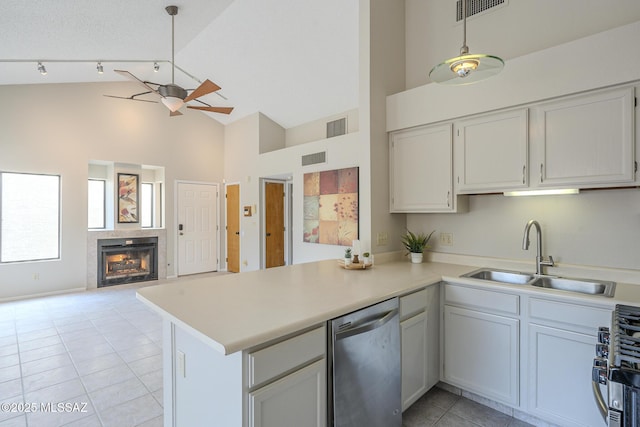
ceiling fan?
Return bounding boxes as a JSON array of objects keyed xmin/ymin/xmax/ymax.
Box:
[{"xmin": 106, "ymin": 5, "xmax": 233, "ymax": 117}]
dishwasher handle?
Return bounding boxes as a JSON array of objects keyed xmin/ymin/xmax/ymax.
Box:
[{"xmin": 334, "ymin": 309, "xmax": 398, "ymax": 341}]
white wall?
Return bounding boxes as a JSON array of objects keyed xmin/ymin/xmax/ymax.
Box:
[
  {"xmin": 408, "ymin": 189, "xmax": 640, "ymax": 272},
  {"xmin": 0, "ymin": 81, "xmax": 225, "ymax": 300},
  {"xmin": 285, "ymin": 109, "xmax": 359, "ymax": 147},
  {"xmin": 406, "ymin": 0, "xmax": 640, "ymax": 89}
]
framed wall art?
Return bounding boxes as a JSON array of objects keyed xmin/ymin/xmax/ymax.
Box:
[
  {"xmin": 303, "ymin": 166, "xmax": 358, "ymax": 245},
  {"xmin": 117, "ymin": 173, "xmax": 139, "ymax": 223}
]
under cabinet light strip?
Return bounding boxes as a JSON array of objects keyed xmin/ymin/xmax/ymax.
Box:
[{"xmin": 503, "ymin": 189, "xmax": 580, "ymax": 197}]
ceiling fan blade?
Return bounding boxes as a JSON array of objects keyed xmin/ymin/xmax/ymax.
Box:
[
  {"xmin": 103, "ymin": 94, "xmax": 158, "ymax": 104},
  {"xmin": 114, "ymin": 70, "xmax": 158, "ymax": 93},
  {"xmin": 183, "ymin": 79, "xmax": 222, "ymax": 103},
  {"xmin": 187, "ymin": 105, "xmax": 234, "ymax": 115},
  {"xmin": 170, "ymin": 110, "xmax": 183, "ymax": 117}
]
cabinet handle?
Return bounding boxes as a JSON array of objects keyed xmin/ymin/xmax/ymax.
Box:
[
  {"xmin": 446, "ymin": 191, "xmax": 451, "ymax": 208},
  {"xmin": 540, "ymin": 163, "xmax": 544, "ymax": 183},
  {"xmin": 522, "ymin": 165, "xmax": 526, "ymax": 184}
]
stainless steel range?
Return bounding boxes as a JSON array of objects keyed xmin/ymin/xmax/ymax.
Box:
[{"xmin": 593, "ymin": 304, "xmax": 640, "ymax": 426}]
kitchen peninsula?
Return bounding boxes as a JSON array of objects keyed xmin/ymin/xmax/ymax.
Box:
[{"xmin": 137, "ymin": 258, "xmax": 640, "ymax": 427}]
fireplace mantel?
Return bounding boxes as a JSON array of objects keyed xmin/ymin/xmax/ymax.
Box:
[{"xmin": 87, "ymin": 229, "xmax": 167, "ymax": 289}]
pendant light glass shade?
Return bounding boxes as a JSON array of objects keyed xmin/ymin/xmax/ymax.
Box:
[
  {"xmin": 429, "ymin": 0, "xmax": 503, "ymax": 85},
  {"xmin": 429, "ymin": 53, "xmax": 504, "ymax": 85}
]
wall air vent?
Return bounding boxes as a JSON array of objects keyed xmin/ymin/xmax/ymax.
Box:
[
  {"xmin": 301, "ymin": 151, "xmax": 327, "ymax": 167},
  {"xmin": 326, "ymin": 117, "xmax": 347, "ymax": 139},
  {"xmin": 456, "ymin": 0, "xmax": 505, "ymax": 21}
]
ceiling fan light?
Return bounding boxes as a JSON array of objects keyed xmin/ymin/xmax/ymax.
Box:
[{"xmin": 161, "ymin": 96, "xmax": 184, "ymax": 112}]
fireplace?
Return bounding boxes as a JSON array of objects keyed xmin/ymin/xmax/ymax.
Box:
[{"xmin": 97, "ymin": 237, "xmax": 158, "ymax": 287}]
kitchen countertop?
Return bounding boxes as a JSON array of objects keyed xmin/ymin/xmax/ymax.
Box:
[
  {"xmin": 136, "ymin": 258, "xmax": 640, "ymax": 356},
  {"xmin": 136, "ymin": 259, "xmax": 471, "ymax": 355}
]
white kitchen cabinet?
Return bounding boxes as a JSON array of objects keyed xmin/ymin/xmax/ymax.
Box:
[
  {"xmin": 249, "ymin": 359, "xmax": 325, "ymax": 427},
  {"xmin": 454, "ymin": 108, "xmax": 529, "ymax": 193},
  {"xmin": 442, "ymin": 284, "xmax": 519, "ymax": 407},
  {"xmin": 390, "ymin": 124, "xmax": 466, "ymax": 212},
  {"xmin": 400, "ymin": 285, "xmax": 440, "ymax": 411},
  {"xmin": 532, "ymin": 86, "xmax": 636, "ymax": 188},
  {"xmin": 526, "ymin": 298, "xmax": 611, "ymax": 427},
  {"xmin": 167, "ymin": 322, "xmax": 326, "ymax": 427}
]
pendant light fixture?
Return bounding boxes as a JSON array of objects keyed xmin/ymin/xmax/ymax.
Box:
[{"xmin": 429, "ymin": 0, "xmax": 503, "ymax": 85}]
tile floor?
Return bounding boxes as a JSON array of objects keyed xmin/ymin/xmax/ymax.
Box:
[
  {"xmin": 403, "ymin": 387, "xmax": 534, "ymax": 427},
  {"xmin": 0, "ymin": 278, "xmax": 535, "ymax": 427}
]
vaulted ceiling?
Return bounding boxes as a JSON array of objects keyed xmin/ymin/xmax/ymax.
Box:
[{"xmin": 0, "ymin": 0, "xmax": 359, "ymax": 128}]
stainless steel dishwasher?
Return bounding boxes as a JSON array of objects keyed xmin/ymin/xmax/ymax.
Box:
[{"xmin": 328, "ymin": 297, "xmax": 401, "ymax": 427}]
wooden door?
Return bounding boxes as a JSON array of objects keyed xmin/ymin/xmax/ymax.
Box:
[
  {"xmin": 226, "ymin": 184, "xmax": 240, "ymax": 273},
  {"xmin": 265, "ymin": 182, "xmax": 285, "ymax": 268},
  {"xmin": 177, "ymin": 183, "xmax": 218, "ymax": 276}
]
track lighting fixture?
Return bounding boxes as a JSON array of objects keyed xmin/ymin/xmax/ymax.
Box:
[
  {"xmin": 96, "ymin": 62, "xmax": 104, "ymax": 74},
  {"xmin": 37, "ymin": 62, "xmax": 47, "ymax": 75},
  {"xmin": 153, "ymin": 62, "xmax": 159, "ymax": 72}
]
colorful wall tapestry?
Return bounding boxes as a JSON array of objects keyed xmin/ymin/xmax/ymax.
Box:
[{"xmin": 303, "ymin": 167, "xmax": 358, "ymax": 245}]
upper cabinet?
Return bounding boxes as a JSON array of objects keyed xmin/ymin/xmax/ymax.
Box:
[
  {"xmin": 454, "ymin": 109, "xmax": 529, "ymax": 194},
  {"xmin": 390, "ymin": 123, "xmax": 466, "ymax": 213},
  {"xmin": 531, "ymin": 86, "xmax": 636, "ymax": 188}
]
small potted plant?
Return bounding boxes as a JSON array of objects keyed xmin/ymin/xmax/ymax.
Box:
[
  {"xmin": 362, "ymin": 252, "xmax": 371, "ymax": 264},
  {"xmin": 401, "ymin": 230, "xmax": 435, "ymax": 264},
  {"xmin": 344, "ymin": 248, "xmax": 352, "ymax": 266}
]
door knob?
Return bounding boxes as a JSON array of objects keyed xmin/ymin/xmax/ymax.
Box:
[
  {"xmin": 266, "ymin": 233, "xmax": 271, "ymax": 237},
  {"xmin": 235, "ymin": 231, "xmax": 240, "ymax": 235}
]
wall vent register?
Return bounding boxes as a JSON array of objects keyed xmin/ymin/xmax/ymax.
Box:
[{"xmin": 456, "ymin": 0, "xmax": 506, "ymax": 21}]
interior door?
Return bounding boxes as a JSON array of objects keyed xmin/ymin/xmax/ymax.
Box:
[
  {"xmin": 177, "ymin": 182, "xmax": 218, "ymax": 276},
  {"xmin": 226, "ymin": 184, "xmax": 240, "ymax": 273},
  {"xmin": 265, "ymin": 181, "xmax": 285, "ymax": 268}
]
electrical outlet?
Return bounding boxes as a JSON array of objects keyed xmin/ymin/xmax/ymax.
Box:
[
  {"xmin": 439, "ymin": 232, "xmax": 453, "ymax": 246},
  {"xmin": 32, "ymin": 273, "xmax": 40, "ymax": 280},
  {"xmin": 376, "ymin": 232, "xmax": 388, "ymax": 246}
]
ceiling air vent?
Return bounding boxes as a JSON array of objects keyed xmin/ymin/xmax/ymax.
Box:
[
  {"xmin": 456, "ymin": 0, "xmax": 505, "ymax": 21},
  {"xmin": 302, "ymin": 151, "xmax": 327, "ymax": 167},
  {"xmin": 326, "ymin": 117, "xmax": 347, "ymax": 139}
]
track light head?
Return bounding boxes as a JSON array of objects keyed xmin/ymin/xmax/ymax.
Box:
[
  {"xmin": 37, "ymin": 62, "xmax": 47, "ymax": 75},
  {"xmin": 153, "ymin": 62, "xmax": 159, "ymax": 72},
  {"xmin": 97, "ymin": 62, "xmax": 104, "ymax": 74}
]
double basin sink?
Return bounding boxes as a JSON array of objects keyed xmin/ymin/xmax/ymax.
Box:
[{"xmin": 462, "ymin": 268, "xmax": 616, "ymax": 297}]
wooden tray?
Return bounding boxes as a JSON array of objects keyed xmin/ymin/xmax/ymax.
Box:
[{"xmin": 337, "ymin": 259, "xmax": 373, "ymax": 270}]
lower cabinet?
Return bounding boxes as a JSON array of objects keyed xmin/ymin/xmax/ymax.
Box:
[
  {"xmin": 527, "ymin": 298, "xmax": 610, "ymax": 427},
  {"xmin": 400, "ymin": 285, "xmax": 440, "ymax": 411},
  {"xmin": 166, "ymin": 322, "xmax": 326, "ymax": 427},
  {"xmin": 248, "ymin": 359, "xmax": 326, "ymax": 427},
  {"xmin": 442, "ymin": 305, "xmax": 519, "ymax": 406}
]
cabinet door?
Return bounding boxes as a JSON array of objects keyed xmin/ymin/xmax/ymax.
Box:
[
  {"xmin": 528, "ymin": 324, "xmax": 605, "ymax": 427},
  {"xmin": 534, "ymin": 86, "xmax": 635, "ymax": 187},
  {"xmin": 401, "ymin": 311, "xmax": 428, "ymax": 411},
  {"xmin": 443, "ymin": 305, "xmax": 519, "ymax": 406},
  {"xmin": 455, "ymin": 108, "xmax": 529, "ymax": 193},
  {"xmin": 249, "ymin": 359, "xmax": 326, "ymax": 427},
  {"xmin": 390, "ymin": 124, "xmax": 455, "ymax": 212}
]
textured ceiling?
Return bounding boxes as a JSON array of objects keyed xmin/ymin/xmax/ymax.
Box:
[{"xmin": 0, "ymin": 0, "xmax": 359, "ymax": 128}]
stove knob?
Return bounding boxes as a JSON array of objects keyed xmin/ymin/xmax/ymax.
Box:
[
  {"xmin": 598, "ymin": 327, "xmax": 610, "ymax": 345},
  {"xmin": 592, "ymin": 366, "xmax": 608, "ymax": 385},
  {"xmin": 596, "ymin": 344, "xmax": 609, "ymax": 358}
]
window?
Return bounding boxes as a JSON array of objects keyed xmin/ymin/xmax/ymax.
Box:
[
  {"xmin": 1, "ymin": 172, "xmax": 60, "ymax": 263},
  {"xmin": 141, "ymin": 183, "xmax": 154, "ymax": 228},
  {"xmin": 88, "ymin": 179, "xmax": 105, "ymax": 229}
]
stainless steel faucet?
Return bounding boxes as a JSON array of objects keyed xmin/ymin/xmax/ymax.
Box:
[{"xmin": 522, "ymin": 220, "xmax": 555, "ymax": 275}]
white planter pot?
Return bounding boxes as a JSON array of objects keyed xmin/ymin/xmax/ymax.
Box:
[{"xmin": 410, "ymin": 252, "xmax": 423, "ymax": 264}]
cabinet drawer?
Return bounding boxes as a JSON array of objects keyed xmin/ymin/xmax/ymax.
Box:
[
  {"xmin": 528, "ymin": 298, "xmax": 611, "ymax": 331},
  {"xmin": 400, "ymin": 288, "xmax": 427, "ymax": 320},
  {"xmin": 248, "ymin": 326, "xmax": 325, "ymax": 389},
  {"xmin": 445, "ymin": 284, "xmax": 519, "ymax": 316}
]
